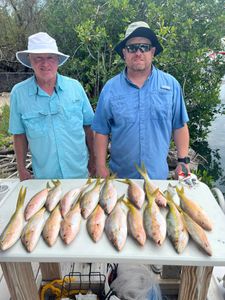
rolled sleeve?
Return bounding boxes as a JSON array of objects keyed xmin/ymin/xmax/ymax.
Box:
[{"xmin": 9, "ymin": 89, "xmax": 26, "ymax": 135}]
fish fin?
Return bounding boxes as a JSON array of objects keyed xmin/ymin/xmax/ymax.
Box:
[
  {"xmin": 46, "ymin": 182, "xmax": 52, "ymax": 189},
  {"xmin": 52, "ymin": 179, "xmax": 61, "ymax": 186}
]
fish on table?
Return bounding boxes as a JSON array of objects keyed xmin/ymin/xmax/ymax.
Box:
[
  {"xmin": 80, "ymin": 178, "xmax": 101, "ymax": 219},
  {"xmin": 144, "ymin": 188, "xmax": 167, "ymax": 246},
  {"xmin": 86, "ymin": 204, "xmax": 106, "ymax": 242},
  {"xmin": 99, "ymin": 175, "xmax": 117, "ymax": 214},
  {"xmin": 21, "ymin": 207, "xmax": 46, "ymax": 252},
  {"xmin": 176, "ymin": 186, "xmax": 213, "ymax": 231},
  {"xmin": 43, "ymin": 204, "xmax": 62, "ymax": 247},
  {"xmin": 181, "ymin": 209, "xmax": 212, "ymax": 256},
  {"xmin": 122, "ymin": 197, "xmax": 146, "ymax": 246},
  {"xmin": 0, "ymin": 186, "xmax": 27, "ymax": 251},
  {"xmin": 24, "ymin": 186, "xmax": 49, "ymax": 221},
  {"xmin": 105, "ymin": 195, "xmax": 127, "ymax": 251},
  {"xmin": 166, "ymin": 192, "xmax": 189, "ymax": 254},
  {"xmin": 60, "ymin": 178, "xmax": 92, "ymax": 217},
  {"xmin": 45, "ymin": 180, "xmax": 63, "ymax": 212},
  {"xmin": 118, "ymin": 178, "xmax": 145, "ymax": 209},
  {"xmin": 60, "ymin": 200, "xmax": 82, "ymax": 245}
]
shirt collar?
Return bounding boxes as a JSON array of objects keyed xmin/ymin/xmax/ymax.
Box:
[
  {"xmin": 28, "ymin": 73, "xmax": 64, "ymax": 96},
  {"xmin": 123, "ymin": 65, "xmax": 155, "ymax": 87}
]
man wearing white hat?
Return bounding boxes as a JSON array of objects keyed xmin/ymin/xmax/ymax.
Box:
[
  {"xmin": 92, "ymin": 21, "xmax": 190, "ymax": 179},
  {"xmin": 9, "ymin": 32, "xmax": 95, "ymax": 180}
]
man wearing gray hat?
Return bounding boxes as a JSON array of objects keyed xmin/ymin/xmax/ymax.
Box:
[
  {"xmin": 9, "ymin": 32, "xmax": 95, "ymax": 180},
  {"xmin": 92, "ymin": 21, "xmax": 190, "ymax": 179}
]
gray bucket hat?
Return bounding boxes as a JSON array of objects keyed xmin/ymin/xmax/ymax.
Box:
[
  {"xmin": 16, "ymin": 32, "xmax": 69, "ymax": 68},
  {"xmin": 115, "ymin": 21, "xmax": 163, "ymax": 58}
]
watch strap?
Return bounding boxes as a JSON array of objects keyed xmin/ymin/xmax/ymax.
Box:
[{"xmin": 177, "ymin": 156, "xmax": 190, "ymax": 164}]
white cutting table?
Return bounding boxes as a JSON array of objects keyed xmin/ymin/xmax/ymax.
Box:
[{"xmin": 0, "ymin": 179, "xmax": 225, "ymax": 300}]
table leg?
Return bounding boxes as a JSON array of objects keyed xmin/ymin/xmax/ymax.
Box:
[
  {"xmin": 1, "ymin": 262, "xmax": 39, "ymax": 300},
  {"xmin": 178, "ymin": 266, "xmax": 213, "ymax": 300},
  {"xmin": 40, "ymin": 262, "xmax": 62, "ymax": 281}
]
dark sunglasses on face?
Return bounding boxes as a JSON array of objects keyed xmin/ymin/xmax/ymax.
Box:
[{"xmin": 125, "ymin": 43, "xmax": 153, "ymax": 53}]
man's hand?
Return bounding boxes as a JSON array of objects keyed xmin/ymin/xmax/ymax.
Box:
[
  {"xmin": 174, "ymin": 163, "xmax": 190, "ymax": 180},
  {"xmin": 88, "ymin": 155, "xmax": 96, "ymax": 177},
  {"xmin": 18, "ymin": 167, "xmax": 33, "ymax": 181},
  {"xmin": 96, "ymin": 165, "xmax": 110, "ymax": 178}
]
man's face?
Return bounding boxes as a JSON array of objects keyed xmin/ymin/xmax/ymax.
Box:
[
  {"xmin": 122, "ymin": 37, "xmax": 155, "ymax": 73},
  {"xmin": 29, "ymin": 53, "xmax": 59, "ymax": 83}
]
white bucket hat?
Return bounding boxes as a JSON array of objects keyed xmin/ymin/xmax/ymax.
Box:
[{"xmin": 16, "ymin": 32, "xmax": 69, "ymax": 68}]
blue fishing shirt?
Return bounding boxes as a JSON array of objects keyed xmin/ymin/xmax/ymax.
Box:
[
  {"xmin": 92, "ymin": 66, "xmax": 189, "ymax": 179},
  {"xmin": 9, "ymin": 74, "xmax": 94, "ymax": 179}
]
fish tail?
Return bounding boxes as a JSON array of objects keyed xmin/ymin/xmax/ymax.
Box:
[
  {"xmin": 95, "ymin": 177, "xmax": 101, "ymax": 186},
  {"xmin": 16, "ymin": 186, "xmax": 27, "ymax": 210},
  {"xmin": 135, "ymin": 162, "xmax": 148, "ymax": 180},
  {"xmin": 52, "ymin": 179, "xmax": 61, "ymax": 187},
  {"xmin": 86, "ymin": 177, "xmax": 92, "ymax": 184},
  {"xmin": 176, "ymin": 186, "xmax": 184, "ymax": 197},
  {"xmin": 145, "ymin": 187, "xmax": 158, "ymax": 204},
  {"xmin": 116, "ymin": 178, "xmax": 130, "ymax": 185}
]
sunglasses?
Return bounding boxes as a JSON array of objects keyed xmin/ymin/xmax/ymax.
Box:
[{"xmin": 125, "ymin": 43, "xmax": 153, "ymax": 53}]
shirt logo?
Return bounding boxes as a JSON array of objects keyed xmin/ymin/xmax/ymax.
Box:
[{"xmin": 160, "ymin": 85, "xmax": 171, "ymax": 90}]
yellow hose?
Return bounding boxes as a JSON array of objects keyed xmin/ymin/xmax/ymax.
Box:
[{"xmin": 40, "ymin": 276, "xmax": 85, "ymax": 300}]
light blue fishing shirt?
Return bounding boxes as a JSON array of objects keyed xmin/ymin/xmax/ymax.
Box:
[
  {"xmin": 92, "ymin": 66, "xmax": 189, "ymax": 179},
  {"xmin": 9, "ymin": 74, "xmax": 94, "ymax": 179}
]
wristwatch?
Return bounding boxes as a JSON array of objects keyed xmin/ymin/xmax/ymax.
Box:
[{"xmin": 177, "ymin": 156, "xmax": 190, "ymax": 164}]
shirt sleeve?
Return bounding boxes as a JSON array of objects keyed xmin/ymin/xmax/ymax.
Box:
[
  {"xmin": 172, "ymin": 80, "xmax": 189, "ymax": 129},
  {"xmin": 77, "ymin": 82, "xmax": 94, "ymax": 125},
  {"xmin": 91, "ymin": 88, "xmax": 111, "ymax": 135},
  {"xmin": 8, "ymin": 89, "xmax": 26, "ymax": 135}
]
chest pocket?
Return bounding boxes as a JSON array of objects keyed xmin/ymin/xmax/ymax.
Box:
[
  {"xmin": 61, "ymin": 98, "xmax": 83, "ymax": 126},
  {"xmin": 149, "ymin": 91, "xmax": 172, "ymax": 120},
  {"xmin": 111, "ymin": 96, "xmax": 138, "ymax": 124},
  {"xmin": 22, "ymin": 112, "xmax": 47, "ymax": 139}
]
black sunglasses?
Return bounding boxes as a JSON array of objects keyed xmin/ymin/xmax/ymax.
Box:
[{"xmin": 125, "ymin": 43, "xmax": 153, "ymax": 53}]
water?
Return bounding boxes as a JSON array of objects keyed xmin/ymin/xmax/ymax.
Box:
[{"xmin": 207, "ymin": 77, "xmax": 225, "ymax": 193}]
